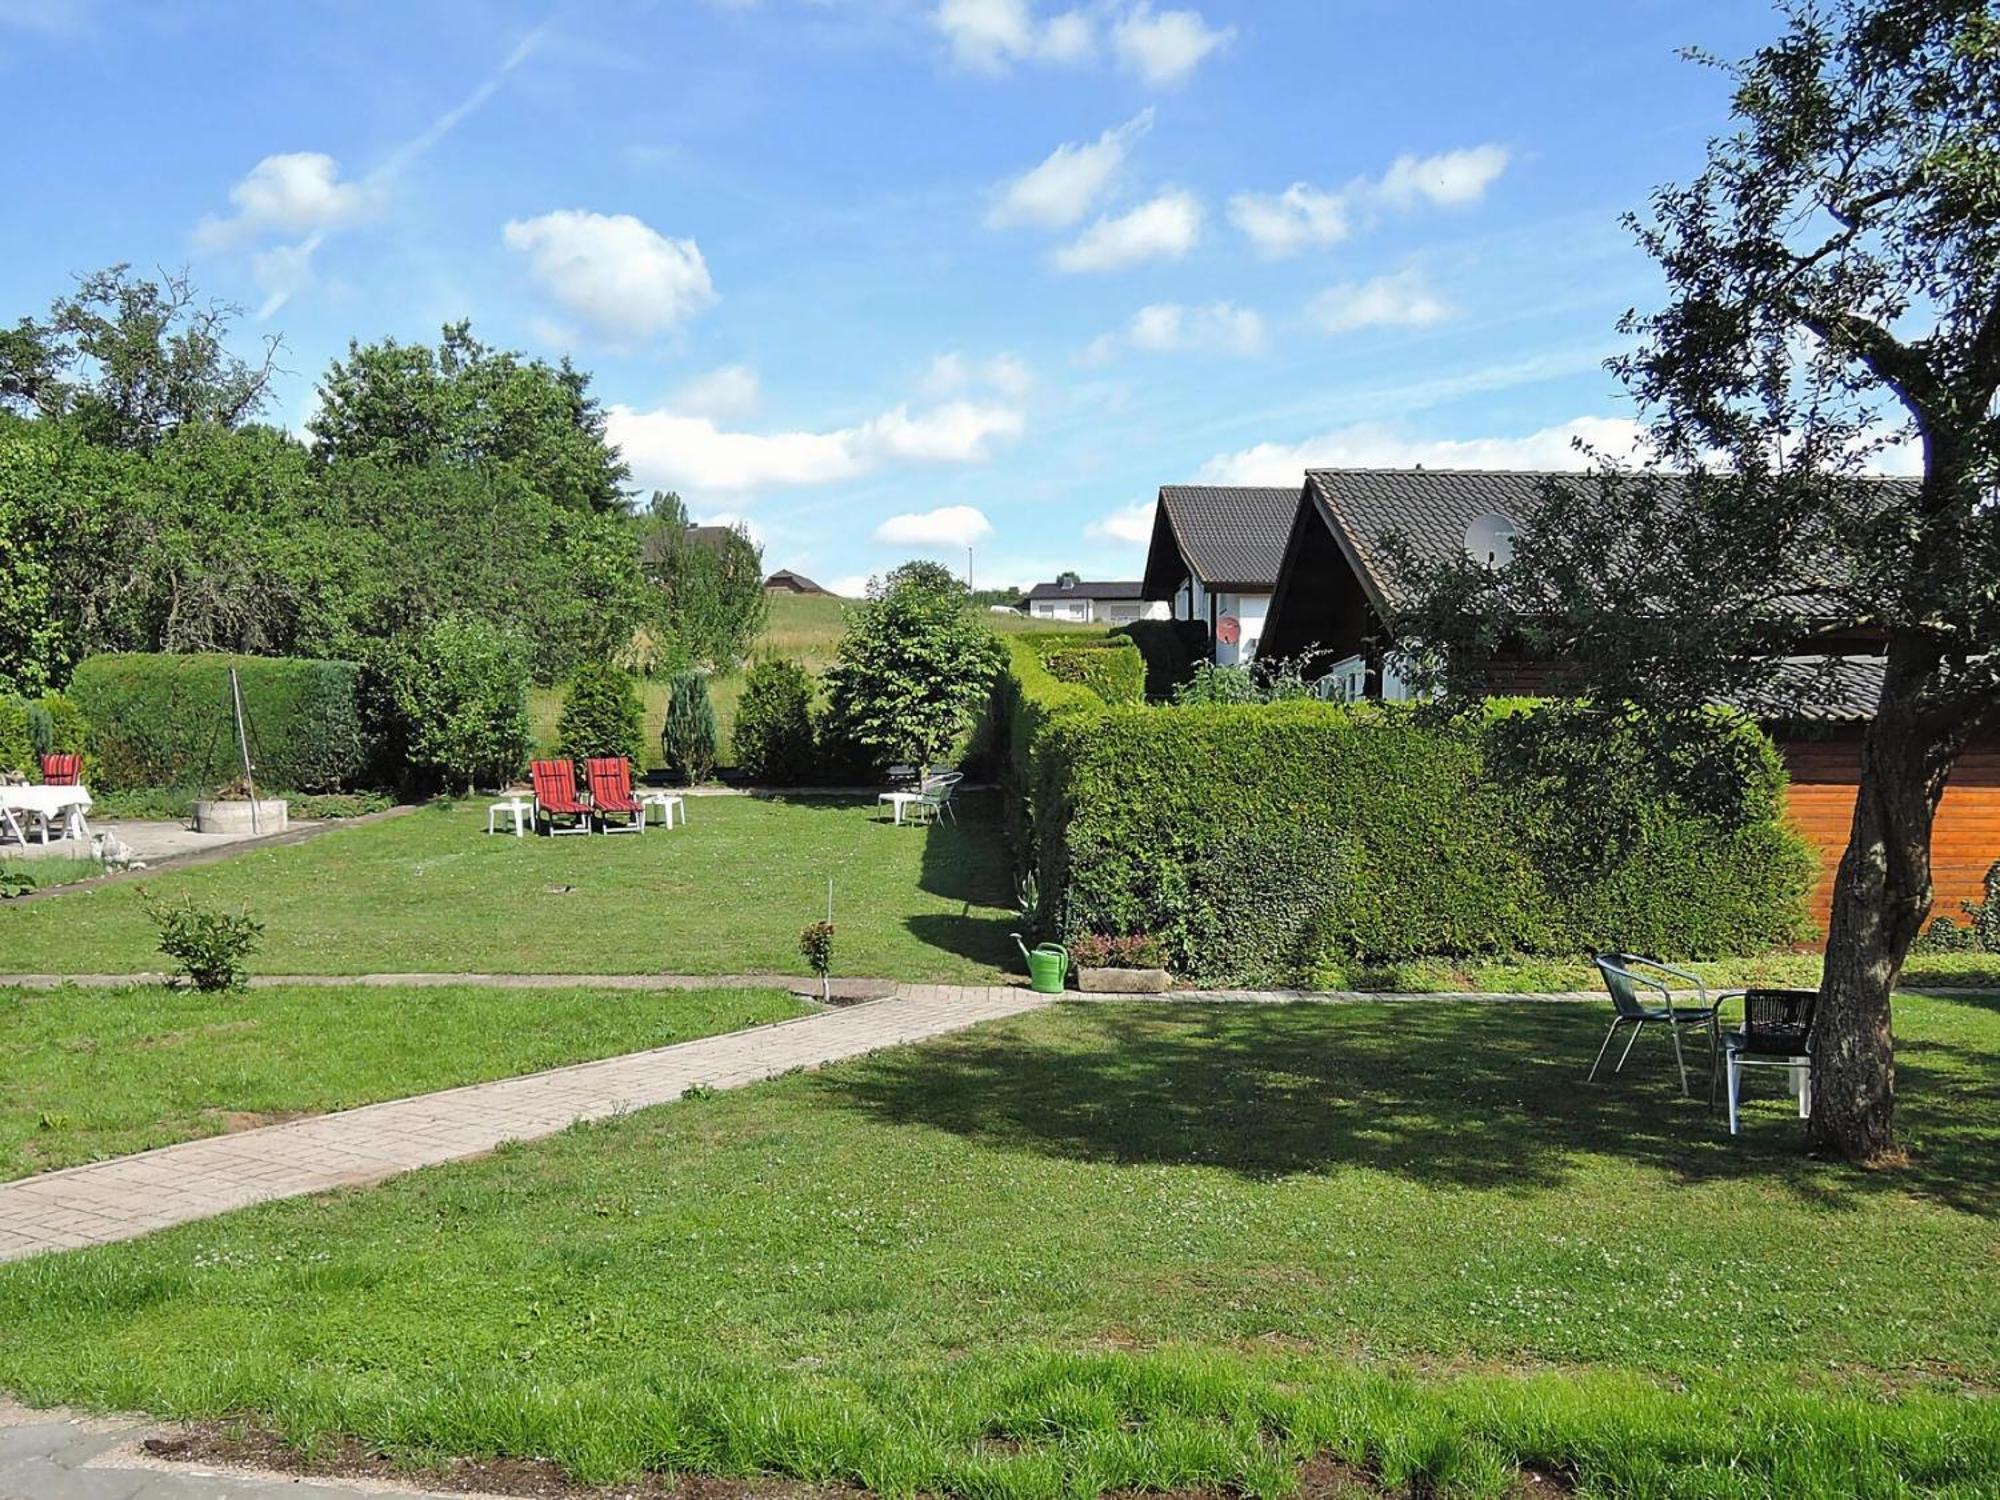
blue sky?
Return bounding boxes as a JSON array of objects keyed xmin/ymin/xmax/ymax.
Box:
[{"xmin": 0, "ymin": 0, "xmax": 1783, "ymax": 594}]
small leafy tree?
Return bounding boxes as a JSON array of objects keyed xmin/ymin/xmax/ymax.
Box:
[
  {"xmin": 799, "ymin": 919, "xmax": 835, "ymax": 1002},
  {"xmin": 144, "ymin": 889, "xmax": 262, "ymax": 991},
  {"xmin": 732, "ymin": 658, "xmax": 817, "ymax": 784},
  {"xmin": 558, "ymin": 659, "xmax": 644, "ymax": 765},
  {"xmin": 661, "ymin": 670, "xmax": 718, "ymax": 785},
  {"xmin": 821, "ymin": 560, "xmax": 1004, "ymax": 774},
  {"xmin": 390, "ymin": 615, "xmax": 531, "ymax": 792}
]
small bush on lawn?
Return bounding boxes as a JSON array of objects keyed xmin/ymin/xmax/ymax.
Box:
[
  {"xmin": 289, "ymin": 791, "xmax": 392, "ymax": 820},
  {"xmin": 661, "ymin": 671, "xmax": 718, "ymax": 785},
  {"xmin": 68, "ymin": 654, "xmax": 366, "ymax": 792},
  {"xmin": 386, "ymin": 617, "xmax": 532, "ymax": 793},
  {"xmin": 732, "ymin": 658, "xmax": 817, "ymax": 784},
  {"xmin": 557, "ymin": 660, "xmax": 645, "ymax": 766},
  {"xmin": 144, "ymin": 890, "xmax": 263, "ymax": 991}
]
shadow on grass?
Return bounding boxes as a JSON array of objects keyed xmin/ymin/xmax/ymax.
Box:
[{"xmin": 817, "ymin": 1000, "xmax": 1998, "ymax": 1213}]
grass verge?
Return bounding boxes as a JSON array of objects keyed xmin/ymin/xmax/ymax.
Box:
[
  {"xmin": 1, "ymin": 995, "xmax": 1992, "ymax": 1496},
  {"xmin": 0, "ymin": 982, "xmax": 809, "ymax": 1178}
]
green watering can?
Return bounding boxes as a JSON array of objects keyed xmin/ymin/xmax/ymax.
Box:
[{"xmin": 1013, "ymin": 933, "xmax": 1070, "ymax": 994}]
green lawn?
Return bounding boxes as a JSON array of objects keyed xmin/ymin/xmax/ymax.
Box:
[
  {"xmin": 1, "ymin": 996, "xmax": 1992, "ymax": 1497},
  {"xmin": 0, "ymin": 795, "xmax": 1017, "ymax": 981},
  {"xmin": 0, "ymin": 982, "xmax": 809, "ymax": 1178}
]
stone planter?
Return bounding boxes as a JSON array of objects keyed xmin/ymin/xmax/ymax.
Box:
[
  {"xmin": 191, "ymin": 798, "xmax": 289, "ymax": 835},
  {"xmin": 1076, "ymin": 965, "xmax": 1172, "ymax": 994}
]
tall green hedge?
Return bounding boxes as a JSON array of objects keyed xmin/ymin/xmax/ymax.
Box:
[
  {"xmin": 69, "ymin": 653, "xmax": 367, "ymax": 792},
  {"xmin": 1030, "ymin": 633, "xmax": 1146, "ymax": 707},
  {"xmin": 998, "ymin": 651, "xmax": 1815, "ymax": 985}
]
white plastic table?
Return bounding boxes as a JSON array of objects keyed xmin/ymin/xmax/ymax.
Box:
[
  {"xmin": 877, "ymin": 790, "xmax": 921, "ymax": 824},
  {"xmin": 0, "ymin": 784, "xmax": 91, "ymax": 845},
  {"xmin": 487, "ymin": 797, "xmax": 533, "ymax": 836},
  {"xmin": 639, "ymin": 790, "xmax": 685, "ymax": 828}
]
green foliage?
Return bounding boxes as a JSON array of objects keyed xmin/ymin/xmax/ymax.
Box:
[
  {"xmin": 1112, "ymin": 618, "xmax": 1208, "ymax": 699},
  {"xmin": 0, "ymin": 696, "xmax": 30, "ymax": 777},
  {"xmin": 143, "ymin": 889, "xmax": 262, "ymax": 992},
  {"xmin": 732, "ymin": 658, "xmax": 817, "ymax": 784},
  {"xmin": 1172, "ymin": 662, "xmax": 1262, "ymax": 705},
  {"xmin": 33, "ymin": 692, "xmax": 88, "ymax": 757},
  {"xmin": 1032, "ymin": 635, "xmax": 1145, "ymax": 706},
  {"xmin": 288, "ymin": 791, "xmax": 392, "ymax": 820},
  {"xmin": 386, "ymin": 618, "xmax": 531, "ymax": 792},
  {"xmin": 998, "ymin": 654, "xmax": 1814, "ymax": 985},
  {"xmin": 822, "ymin": 561, "xmax": 1006, "ymax": 773},
  {"xmin": 1069, "ymin": 932, "xmax": 1164, "ymax": 969},
  {"xmin": 660, "ymin": 671, "xmax": 718, "ymax": 785},
  {"xmin": 639, "ymin": 493, "xmax": 769, "ymax": 672},
  {"xmin": 310, "ymin": 320, "xmax": 629, "ymax": 513},
  {"xmin": 557, "ymin": 660, "xmax": 644, "ymax": 766},
  {"xmin": 799, "ymin": 920, "xmax": 834, "ymax": 978},
  {"xmin": 67, "ymin": 653, "xmax": 365, "ymax": 792}
]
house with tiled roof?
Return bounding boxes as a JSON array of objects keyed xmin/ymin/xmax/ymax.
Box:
[
  {"xmin": 1021, "ymin": 578, "xmax": 1167, "ymax": 626},
  {"xmin": 1256, "ymin": 467, "xmax": 1996, "ymax": 929},
  {"xmin": 1139, "ymin": 486, "xmax": 1297, "ymax": 664}
]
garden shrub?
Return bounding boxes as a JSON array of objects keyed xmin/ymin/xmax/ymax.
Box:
[
  {"xmin": 557, "ymin": 660, "xmax": 645, "ymax": 766},
  {"xmin": 0, "ymin": 696, "xmax": 30, "ymax": 778},
  {"xmin": 1032, "ymin": 635, "xmax": 1146, "ymax": 707},
  {"xmin": 33, "ymin": 692, "xmax": 89, "ymax": 760},
  {"xmin": 732, "ymin": 658, "xmax": 817, "ymax": 784},
  {"xmin": 384, "ymin": 618, "xmax": 531, "ymax": 792},
  {"xmin": 1113, "ymin": 618, "xmax": 1208, "ymax": 699},
  {"xmin": 66, "ymin": 653, "xmax": 367, "ymax": 792},
  {"xmin": 144, "ymin": 889, "xmax": 263, "ymax": 992},
  {"xmin": 661, "ymin": 671, "xmax": 718, "ymax": 785},
  {"xmin": 996, "ymin": 651, "xmax": 1815, "ymax": 985}
]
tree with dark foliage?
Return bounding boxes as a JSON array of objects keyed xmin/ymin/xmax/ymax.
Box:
[{"xmin": 1395, "ymin": 1, "xmax": 2000, "ymax": 1162}]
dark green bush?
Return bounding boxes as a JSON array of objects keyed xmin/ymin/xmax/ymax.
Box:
[
  {"xmin": 996, "ymin": 651, "xmax": 1815, "ymax": 985},
  {"xmin": 557, "ymin": 660, "xmax": 645, "ymax": 766},
  {"xmin": 732, "ymin": 658, "xmax": 817, "ymax": 784},
  {"xmin": 1113, "ymin": 618, "xmax": 1209, "ymax": 699},
  {"xmin": 662, "ymin": 671, "xmax": 718, "ymax": 785},
  {"xmin": 384, "ymin": 618, "xmax": 531, "ymax": 792},
  {"xmin": 144, "ymin": 889, "xmax": 263, "ymax": 992},
  {"xmin": 66, "ymin": 654, "xmax": 367, "ymax": 792}
]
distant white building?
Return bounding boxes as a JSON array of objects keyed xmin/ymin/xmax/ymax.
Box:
[
  {"xmin": 1139, "ymin": 486, "xmax": 1297, "ymax": 664},
  {"xmin": 1021, "ymin": 579, "xmax": 1171, "ymax": 626}
]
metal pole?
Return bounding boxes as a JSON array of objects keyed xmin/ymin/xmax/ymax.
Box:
[{"xmin": 229, "ymin": 667, "xmax": 260, "ymax": 836}]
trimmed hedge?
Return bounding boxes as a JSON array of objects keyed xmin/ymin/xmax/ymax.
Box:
[
  {"xmin": 1031, "ymin": 634, "xmax": 1146, "ymax": 707},
  {"xmin": 69, "ymin": 653, "xmax": 367, "ymax": 793},
  {"xmin": 1112, "ymin": 618, "xmax": 1210, "ymax": 699},
  {"xmin": 998, "ymin": 652, "xmax": 1816, "ymax": 985}
]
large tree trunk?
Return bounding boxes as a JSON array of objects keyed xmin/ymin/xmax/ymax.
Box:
[{"xmin": 1810, "ymin": 643, "xmax": 1957, "ymax": 1163}]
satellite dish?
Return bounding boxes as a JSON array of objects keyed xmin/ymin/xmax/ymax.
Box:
[
  {"xmin": 1216, "ymin": 615, "xmax": 1241, "ymax": 646},
  {"xmin": 1464, "ymin": 512, "xmax": 1518, "ymax": 568}
]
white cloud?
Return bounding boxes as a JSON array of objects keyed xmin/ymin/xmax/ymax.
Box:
[
  {"xmin": 1227, "ymin": 184, "xmax": 1349, "ymax": 259},
  {"xmin": 671, "ymin": 364, "xmax": 761, "ymax": 421},
  {"xmin": 607, "ymin": 399, "xmax": 1023, "ymax": 498},
  {"xmin": 1053, "ymin": 189, "xmax": 1201, "ymax": 273},
  {"xmin": 932, "ymin": 0, "xmax": 1094, "ymax": 72},
  {"xmin": 1085, "ymin": 499, "xmax": 1157, "ymax": 545},
  {"xmin": 925, "ymin": 351, "xmax": 1034, "ymax": 399},
  {"xmin": 826, "ymin": 574, "xmax": 874, "ymax": 599},
  {"xmin": 1307, "ymin": 269, "xmax": 1454, "ymax": 335},
  {"xmin": 1198, "ymin": 416, "xmax": 1651, "ymax": 487},
  {"xmin": 1228, "ymin": 143, "xmax": 1509, "ymax": 257},
  {"xmin": 503, "ymin": 210, "xmax": 716, "ymax": 341},
  {"xmin": 1110, "ymin": 3, "xmax": 1232, "ymax": 86},
  {"xmin": 874, "ymin": 504, "xmax": 994, "ymax": 548},
  {"xmin": 1376, "ymin": 144, "xmax": 1512, "ymax": 209},
  {"xmin": 194, "ymin": 153, "xmax": 382, "ymax": 250},
  {"xmin": 987, "ymin": 109, "xmax": 1152, "ymax": 229},
  {"xmin": 1084, "ymin": 300, "xmax": 1267, "ymax": 362}
]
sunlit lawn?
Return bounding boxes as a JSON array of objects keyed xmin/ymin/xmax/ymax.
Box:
[
  {"xmin": 0, "ymin": 981, "xmax": 809, "ymax": 1179},
  {"xmin": 1, "ymin": 994, "xmax": 1992, "ymax": 1497},
  {"xmin": 0, "ymin": 794, "xmax": 1017, "ymax": 981}
]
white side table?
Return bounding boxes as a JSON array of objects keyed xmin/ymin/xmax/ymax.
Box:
[
  {"xmin": 639, "ymin": 790, "xmax": 686, "ymax": 829},
  {"xmin": 877, "ymin": 790, "xmax": 921, "ymax": 825},
  {"xmin": 488, "ymin": 797, "xmax": 533, "ymax": 836}
]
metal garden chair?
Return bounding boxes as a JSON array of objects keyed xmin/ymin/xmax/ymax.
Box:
[
  {"xmin": 1718, "ymin": 988, "xmax": 1817, "ymax": 1135},
  {"xmin": 909, "ymin": 771, "xmax": 964, "ymax": 825},
  {"xmin": 1589, "ymin": 953, "xmax": 1731, "ymax": 1099}
]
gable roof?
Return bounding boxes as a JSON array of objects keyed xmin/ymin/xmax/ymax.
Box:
[
  {"xmin": 764, "ymin": 568, "xmax": 828, "ymax": 593},
  {"xmin": 1143, "ymin": 485, "xmax": 1298, "ymax": 595},
  {"xmin": 1023, "ymin": 579, "xmax": 1147, "ymax": 602}
]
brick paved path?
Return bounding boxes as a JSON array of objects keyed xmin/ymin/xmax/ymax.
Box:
[{"xmin": 0, "ymin": 985, "xmax": 1046, "ymax": 1264}]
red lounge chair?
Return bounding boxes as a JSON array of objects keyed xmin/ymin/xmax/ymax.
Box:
[
  {"xmin": 40, "ymin": 754, "xmax": 82, "ymax": 786},
  {"xmin": 530, "ymin": 759, "xmax": 592, "ymax": 836},
  {"xmin": 585, "ymin": 757, "xmax": 645, "ymax": 833}
]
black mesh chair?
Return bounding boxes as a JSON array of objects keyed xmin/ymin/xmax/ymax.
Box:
[
  {"xmin": 1589, "ymin": 954, "xmax": 1730, "ymax": 1098},
  {"xmin": 1718, "ymin": 988, "xmax": 1817, "ymax": 1135}
]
